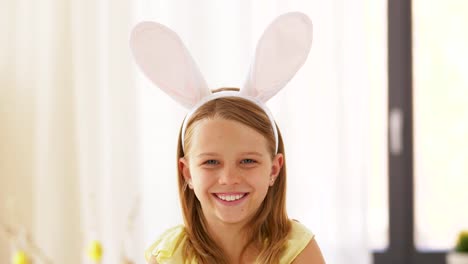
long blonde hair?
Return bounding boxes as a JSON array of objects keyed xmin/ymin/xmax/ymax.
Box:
[{"xmin": 176, "ymin": 88, "xmax": 291, "ymax": 263}]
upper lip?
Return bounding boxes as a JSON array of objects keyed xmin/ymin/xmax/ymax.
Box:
[{"xmin": 213, "ymin": 192, "xmax": 248, "ymax": 195}]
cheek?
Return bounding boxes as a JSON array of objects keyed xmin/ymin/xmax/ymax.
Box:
[
  {"xmin": 190, "ymin": 169, "xmax": 215, "ymax": 190},
  {"xmin": 190, "ymin": 176, "xmax": 208, "ymax": 201},
  {"xmin": 247, "ymin": 171, "xmax": 271, "ymax": 192},
  {"xmin": 258, "ymin": 179, "xmax": 271, "ymax": 195}
]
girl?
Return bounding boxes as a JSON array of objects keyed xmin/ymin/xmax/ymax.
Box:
[{"xmin": 131, "ymin": 12, "xmax": 325, "ymax": 264}]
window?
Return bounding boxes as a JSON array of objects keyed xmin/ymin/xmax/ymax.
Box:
[{"xmin": 372, "ymin": 0, "xmax": 468, "ymax": 263}]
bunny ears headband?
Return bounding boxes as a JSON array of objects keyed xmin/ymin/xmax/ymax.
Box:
[{"xmin": 130, "ymin": 12, "xmax": 313, "ymax": 153}]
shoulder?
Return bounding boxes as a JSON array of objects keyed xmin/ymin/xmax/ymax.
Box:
[
  {"xmin": 291, "ymin": 237, "xmax": 325, "ymax": 264},
  {"xmin": 145, "ymin": 225, "xmax": 186, "ymax": 263},
  {"xmin": 289, "ymin": 220, "xmax": 314, "ymax": 240},
  {"xmin": 281, "ymin": 220, "xmax": 325, "ymax": 264}
]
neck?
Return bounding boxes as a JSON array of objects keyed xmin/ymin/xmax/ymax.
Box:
[{"xmin": 206, "ymin": 221, "xmax": 257, "ymax": 263}]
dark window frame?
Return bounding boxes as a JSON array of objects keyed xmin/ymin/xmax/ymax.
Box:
[{"xmin": 372, "ymin": 0, "xmax": 447, "ymax": 263}]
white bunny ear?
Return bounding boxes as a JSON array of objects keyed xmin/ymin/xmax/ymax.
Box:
[
  {"xmin": 240, "ymin": 12, "xmax": 313, "ymax": 102},
  {"xmin": 130, "ymin": 21, "xmax": 211, "ymax": 109}
]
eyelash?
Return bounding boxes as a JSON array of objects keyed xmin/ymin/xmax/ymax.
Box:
[
  {"xmin": 202, "ymin": 159, "xmax": 257, "ymax": 165},
  {"xmin": 204, "ymin": 160, "xmax": 219, "ymax": 165}
]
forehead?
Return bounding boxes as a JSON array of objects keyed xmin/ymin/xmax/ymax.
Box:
[{"xmin": 188, "ymin": 118, "xmax": 269, "ymax": 155}]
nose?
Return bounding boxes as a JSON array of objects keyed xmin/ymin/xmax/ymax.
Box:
[{"xmin": 218, "ymin": 165, "xmax": 241, "ymax": 185}]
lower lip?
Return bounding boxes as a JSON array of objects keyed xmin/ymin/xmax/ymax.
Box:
[{"xmin": 213, "ymin": 193, "xmax": 249, "ymax": 206}]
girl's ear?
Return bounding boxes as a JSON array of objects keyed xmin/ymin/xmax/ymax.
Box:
[
  {"xmin": 130, "ymin": 21, "xmax": 211, "ymax": 109},
  {"xmin": 271, "ymin": 153, "xmax": 284, "ymax": 179},
  {"xmin": 179, "ymin": 157, "xmax": 192, "ymax": 183},
  {"xmin": 241, "ymin": 12, "xmax": 313, "ymax": 102}
]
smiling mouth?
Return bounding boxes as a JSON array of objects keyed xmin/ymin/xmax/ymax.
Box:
[{"xmin": 213, "ymin": 193, "xmax": 249, "ymax": 202}]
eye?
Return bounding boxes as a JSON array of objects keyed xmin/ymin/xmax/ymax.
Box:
[
  {"xmin": 241, "ymin": 159, "xmax": 257, "ymax": 164},
  {"xmin": 204, "ymin": 160, "xmax": 219, "ymax": 165}
]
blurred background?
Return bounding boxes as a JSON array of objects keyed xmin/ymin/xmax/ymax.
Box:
[{"xmin": 1, "ymin": 0, "xmax": 467, "ymax": 263}]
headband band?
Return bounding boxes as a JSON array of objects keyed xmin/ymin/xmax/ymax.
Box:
[{"xmin": 180, "ymin": 91, "xmax": 279, "ymax": 154}]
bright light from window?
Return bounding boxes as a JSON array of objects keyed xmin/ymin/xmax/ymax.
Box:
[{"xmin": 413, "ymin": 0, "xmax": 468, "ymax": 251}]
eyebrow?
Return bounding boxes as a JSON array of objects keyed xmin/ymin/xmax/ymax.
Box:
[
  {"xmin": 196, "ymin": 152, "xmax": 264, "ymax": 158},
  {"xmin": 197, "ymin": 152, "xmax": 219, "ymax": 158},
  {"xmin": 241, "ymin": 152, "xmax": 264, "ymax": 157}
]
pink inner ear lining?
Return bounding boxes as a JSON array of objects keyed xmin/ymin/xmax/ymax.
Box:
[
  {"xmin": 130, "ymin": 21, "xmax": 211, "ymax": 110},
  {"xmin": 131, "ymin": 13, "xmax": 312, "ymax": 107},
  {"xmin": 240, "ymin": 12, "xmax": 313, "ymax": 103}
]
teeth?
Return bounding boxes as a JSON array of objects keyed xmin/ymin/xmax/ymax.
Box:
[{"xmin": 216, "ymin": 194, "xmax": 245, "ymax": 201}]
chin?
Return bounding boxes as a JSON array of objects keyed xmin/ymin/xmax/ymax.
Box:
[
  {"xmin": 216, "ymin": 215, "xmax": 249, "ymax": 225},
  {"xmin": 214, "ymin": 210, "xmax": 260, "ymax": 227}
]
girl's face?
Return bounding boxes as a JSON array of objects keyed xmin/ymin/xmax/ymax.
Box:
[{"xmin": 179, "ymin": 118, "xmax": 283, "ymax": 228}]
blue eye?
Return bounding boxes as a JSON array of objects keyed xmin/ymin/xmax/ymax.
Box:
[
  {"xmin": 241, "ymin": 159, "xmax": 256, "ymax": 164},
  {"xmin": 205, "ymin": 160, "xmax": 219, "ymax": 165}
]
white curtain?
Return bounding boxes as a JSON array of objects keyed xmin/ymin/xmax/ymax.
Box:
[
  {"xmin": 1, "ymin": 0, "xmax": 143, "ymax": 263},
  {"xmin": 0, "ymin": 0, "xmax": 372, "ymax": 263}
]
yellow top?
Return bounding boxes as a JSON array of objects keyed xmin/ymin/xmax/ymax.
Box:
[{"xmin": 145, "ymin": 220, "xmax": 314, "ymax": 264}]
